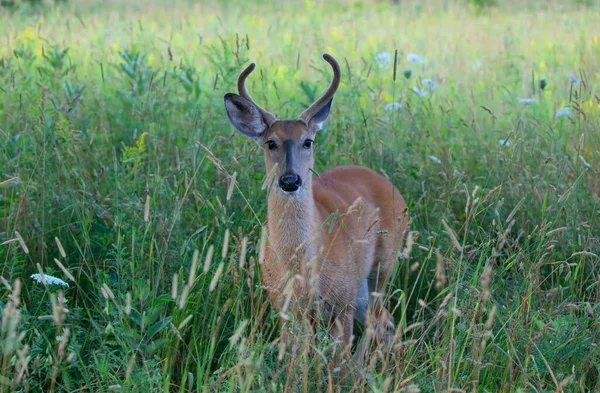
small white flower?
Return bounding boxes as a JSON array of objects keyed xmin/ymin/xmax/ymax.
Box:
[
  {"xmin": 518, "ymin": 98, "xmax": 537, "ymax": 104},
  {"xmin": 385, "ymin": 102, "xmax": 402, "ymax": 111},
  {"xmin": 472, "ymin": 59, "xmax": 483, "ymax": 70},
  {"xmin": 376, "ymin": 52, "xmax": 392, "ymax": 65},
  {"xmin": 31, "ymin": 273, "xmax": 69, "ymax": 287},
  {"xmin": 413, "ymin": 86, "xmax": 428, "ymax": 97},
  {"xmin": 567, "ymin": 73, "xmax": 581, "ymax": 86},
  {"xmin": 428, "ymin": 155, "xmax": 441, "ymax": 164},
  {"xmin": 499, "ymin": 139, "xmax": 511, "ymax": 147},
  {"xmin": 407, "ymin": 53, "xmax": 424, "ymax": 65},
  {"xmin": 579, "ymin": 155, "xmax": 591, "ymax": 168},
  {"xmin": 556, "ymin": 107, "xmax": 571, "ymax": 117},
  {"xmin": 422, "ymin": 79, "xmax": 438, "ymax": 89}
]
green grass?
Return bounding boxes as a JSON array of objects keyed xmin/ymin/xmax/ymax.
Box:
[{"xmin": 1, "ymin": 0, "xmax": 599, "ymax": 391}]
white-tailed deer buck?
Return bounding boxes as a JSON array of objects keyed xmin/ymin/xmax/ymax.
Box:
[{"xmin": 224, "ymin": 54, "xmax": 409, "ymax": 349}]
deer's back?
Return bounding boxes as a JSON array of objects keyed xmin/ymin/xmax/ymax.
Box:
[{"xmin": 313, "ymin": 165, "xmax": 407, "ymax": 227}]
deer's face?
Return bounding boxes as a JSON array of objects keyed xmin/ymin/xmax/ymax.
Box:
[
  {"xmin": 261, "ymin": 120, "xmax": 317, "ymax": 194},
  {"xmin": 224, "ymin": 54, "xmax": 339, "ymax": 196}
]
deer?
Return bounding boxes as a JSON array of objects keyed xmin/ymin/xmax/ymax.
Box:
[{"xmin": 224, "ymin": 53, "xmax": 409, "ymax": 353}]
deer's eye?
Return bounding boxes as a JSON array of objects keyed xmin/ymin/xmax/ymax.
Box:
[
  {"xmin": 265, "ymin": 141, "xmax": 277, "ymax": 150},
  {"xmin": 303, "ymin": 139, "xmax": 313, "ymax": 149}
]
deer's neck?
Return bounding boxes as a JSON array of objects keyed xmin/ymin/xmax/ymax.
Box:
[{"xmin": 267, "ymin": 187, "xmax": 317, "ymax": 269}]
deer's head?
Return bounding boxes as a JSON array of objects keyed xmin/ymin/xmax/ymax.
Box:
[{"xmin": 224, "ymin": 54, "xmax": 340, "ymax": 196}]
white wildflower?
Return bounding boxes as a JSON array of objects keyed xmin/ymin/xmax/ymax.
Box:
[
  {"xmin": 413, "ymin": 86, "xmax": 428, "ymax": 97},
  {"xmin": 518, "ymin": 98, "xmax": 537, "ymax": 104},
  {"xmin": 428, "ymin": 155, "xmax": 441, "ymax": 164},
  {"xmin": 556, "ymin": 107, "xmax": 571, "ymax": 117},
  {"xmin": 499, "ymin": 139, "xmax": 510, "ymax": 147},
  {"xmin": 376, "ymin": 52, "xmax": 392, "ymax": 65},
  {"xmin": 567, "ymin": 73, "xmax": 580, "ymax": 86},
  {"xmin": 407, "ymin": 53, "xmax": 424, "ymax": 65},
  {"xmin": 385, "ymin": 102, "xmax": 402, "ymax": 111},
  {"xmin": 579, "ymin": 155, "xmax": 591, "ymax": 168},
  {"xmin": 31, "ymin": 273, "xmax": 69, "ymax": 287},
  {"xmin": 422, "ymin": 79, "xmax": 438, "ymax": 89}
]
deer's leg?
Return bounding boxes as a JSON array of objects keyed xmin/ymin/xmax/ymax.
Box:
[
  {"xmin": 354, "ymin": 278, "xmax": 369, "ymax": 325},
  {"xmin": 366, "ymin": 243, "xmax": 398, "ymax": 346},
  {"xmin": 328, "ymin": 305, "xmax": 354, "ymax": 346}
]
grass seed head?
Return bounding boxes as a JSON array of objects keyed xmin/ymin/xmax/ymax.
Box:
[
  {"xmin": 239, "ymin": 236, "xmax": 248, "ymax": 269},
  {"xmin": 209, "ymin": 262, "xmax": 225, "ymax": 292},
  {"xmin": 188, "ymin": 249, "xmax": 200, "ymax": 287},
  {"xmin": 15, "ymin": 231, "xmax": 29, "ymax": 254},
  {"xmin": 435, "ymin": 250, "xmax": 446, "ymax": 290},
  {"xmin": 53, "ymin": 258, "xmax": 75, "ymax": 282},
  {"xmin": 54, "ymin": 237, "xmax": 67, "ymax": 258},
  {"xmin": 226, "ymin": 171, "xmax": 237, "ymax": 200},
  {"xmin": 178, "ymin": 285, "xmax": 189, "ymax": 309},
  {"xmin": 203, "ymin": 245, "xmax": 215, "ymax": 273},
  {"xmin": 221, "ymin": 229, "xmax": 230, "ymax": 260},
  {"xmin": 102, "ymin": 283, "xmax": 115, "ymax": 299},
  {"xmin": 441, "ymin": 218, "xmax": 463, "ymax": 251},
  {"xmin": 171, "ymin": 273, "xmax": 179, "ymax": 300},
  {"xmin": 125, "ymin": 292, "xmax": 131, "ymax": 315}
]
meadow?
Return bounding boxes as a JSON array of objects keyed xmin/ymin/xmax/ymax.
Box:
[{"xmin": 0, "ymin": 0, "xmax": 599, "ymax": 391}]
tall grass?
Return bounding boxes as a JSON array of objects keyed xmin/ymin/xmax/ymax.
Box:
[{"xmin": 0, "ymin": 0, "xmax": 599, "ymax": 391}]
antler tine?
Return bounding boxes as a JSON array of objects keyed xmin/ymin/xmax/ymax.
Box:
[
  {"xmin": 237, "ymin": 63, "xmax": 277, "ymax": 126},
  {"xmin": 298, "ymin": 53, "xmax": 341, "ymax": 124}
]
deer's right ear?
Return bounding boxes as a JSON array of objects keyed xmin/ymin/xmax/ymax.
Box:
[{"xmin": 224, "ymin": 93, "xmax": 268, "ymax": 140}]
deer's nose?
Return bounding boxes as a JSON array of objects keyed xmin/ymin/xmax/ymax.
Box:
[{"xmin": 279, "ymin": 173, "xmax": 302, "ymax": 192}]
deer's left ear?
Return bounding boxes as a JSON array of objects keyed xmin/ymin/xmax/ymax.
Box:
[{"xmin": 308, "ymin": 98, "xmax": 333, "ymax": 131}]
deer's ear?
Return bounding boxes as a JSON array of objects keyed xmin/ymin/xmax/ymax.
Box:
[
  {"xmin": 224, "ymin": 93, "xmax": 268, "ymax": 140},
  {"xmin": 308, "ymin": 98, "xmax": 333, "ymax": 131}
]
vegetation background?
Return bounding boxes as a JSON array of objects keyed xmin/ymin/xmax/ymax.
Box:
[{"xmin": 0, "ymin": 0, "xmax": 599, "ymax": 391}]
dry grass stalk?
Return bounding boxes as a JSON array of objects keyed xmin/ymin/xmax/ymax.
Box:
[
  {"xmin": 14, "ymin": 231, "xmax": 29, "ymax": 254},
  {"xmin": 441, "ymin": 219, "xmax": 462, "ymax": 251},
  {"xmin": 435, "ymin": 250, "xmax": 446, "ymax": 291},
  {"xmin": 226, "ymin": 171, "xmax": 237, "ymax": 200}
]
